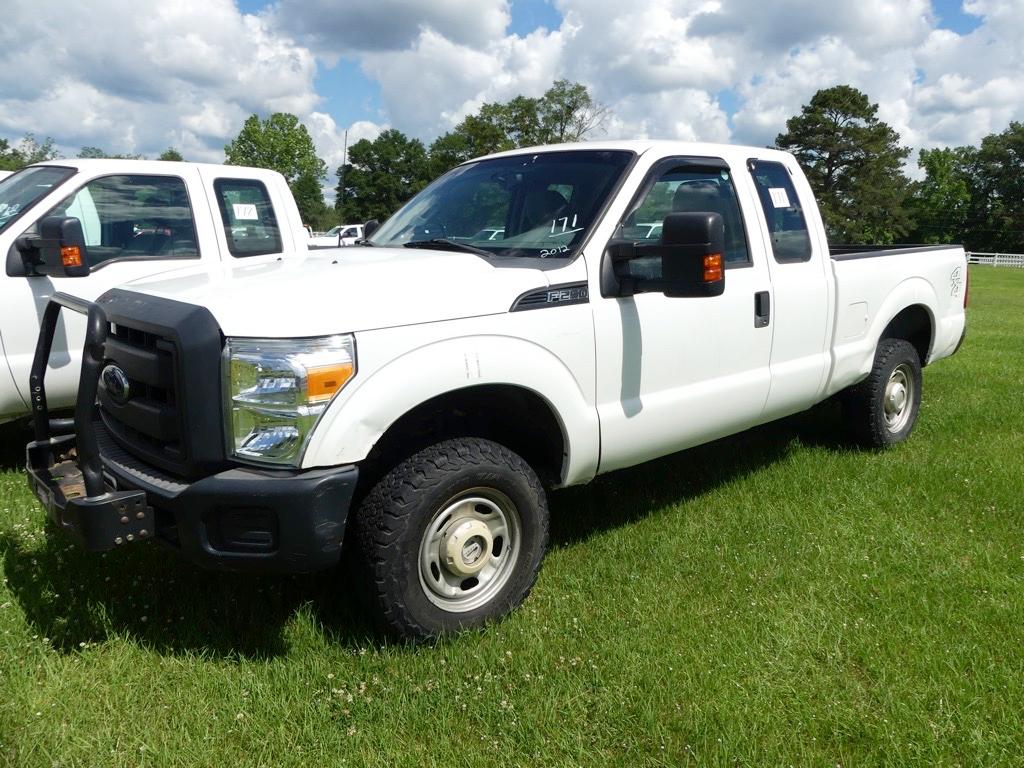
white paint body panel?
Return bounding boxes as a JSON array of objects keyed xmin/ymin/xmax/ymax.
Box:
[
  {"xmin": 828, "ymin": 257, "xmax": 965, "ymax": 392},
  {"xmin": 125, "ymin": 246, "xmax": 552, "ymax": 337},
  {"xmin": 25, "ymin": 142, "xmax": 967, "ymax": 487},
  {"xmin": 0, "ymin": 159, "xmax": 314, "ymax": 422}
]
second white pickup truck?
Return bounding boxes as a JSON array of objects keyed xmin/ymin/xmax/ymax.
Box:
[
  {"xmin": 0, "ymin": 159, "xmax": 313, "ymax": 423},
  {"xmin": 308, "ymin": 223, "xmax": 364, "ymax": 248},
  {"xmin": 25, "ymin": 140, "xmax": 967, "ymax": 640}
]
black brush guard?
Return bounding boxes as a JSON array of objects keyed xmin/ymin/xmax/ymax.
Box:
[
  {"xmin": 24, "ymin": 292, "xmax": 359, "ymax": 572},
  {"xmin": 25, "ymin": 292, "xmax": 155, "ymax": 550}
]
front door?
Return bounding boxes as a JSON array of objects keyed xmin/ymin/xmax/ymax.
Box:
[
  {"xmin": 591, "ymin": 157, "xmax": 775, "ymax": 473},
  {"xmin": 2, "ymin": 169, "xmax": 209, "ymax": 412}
]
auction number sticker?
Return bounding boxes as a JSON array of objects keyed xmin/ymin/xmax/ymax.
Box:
[
  {"xmin": 233, "ymin": 203, "xmax": 259, "ymax": 220},
  {"xmin": 768, "ymin": 188, "xmax": 791, "ymax": 208}
]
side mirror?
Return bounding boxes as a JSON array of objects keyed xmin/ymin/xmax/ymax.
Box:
[
  {"xmin": 660, "ymin": 212, "xmax": 725, "ymax": 298},
  {"xmin": 363, "ymin": 219, "xmax": 380, "ymax": 239},
  {"xmin": 602, "ymin": 211, "xmax": 725, "ymax": 298},
  {"xmin": 18, "ymin": 216, "xmax": 91, "ymax": 278}
]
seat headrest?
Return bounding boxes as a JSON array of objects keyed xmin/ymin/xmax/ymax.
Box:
[{"xmin": 672, "ymin": 181, "xmax": 726, "ymax": 215}]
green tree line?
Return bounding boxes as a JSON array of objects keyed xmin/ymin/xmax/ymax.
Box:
[
  {"xmin": 1, "ymin": 139, "xmax": 186, "ymax": 170},
  {"xmin": 774, "ymin": 84, "xmax": 1024, "ymax": 251},
  {"xmin": 5, "ymin": 79, "xmax": 1024, "ymax": 251}
]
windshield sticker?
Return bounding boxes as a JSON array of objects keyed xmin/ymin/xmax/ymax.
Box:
[
  {"xmin": 539, "ymin": 244, "xmax": 570, "ymax": 258},
  {"xmin": 549, "ymin": 214, "xmax": 583, "ymax": 238},
  {"xmin": 232, "ymin": 203, "xmax": 259, "ymax": 221},
  {"xmin": 768, "ymin": 188, "xmax": 791, "ymax": 208}
]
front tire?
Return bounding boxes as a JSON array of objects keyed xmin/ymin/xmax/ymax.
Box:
[
  {"xmin": 352, "ymin": 438, "xmax": 549, "ymax": 640},
  {"xmin": 843, "ymin": 338, "xmax": 923, "ymax": 448}
]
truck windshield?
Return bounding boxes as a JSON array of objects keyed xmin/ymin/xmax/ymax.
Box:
[
  {"xmin": 0, "ymin": 166, "xmax": 76, "ymax": 233},
  {"xmin": 369, "ymin": 150, "xmax": 634, "ymax": 258}
]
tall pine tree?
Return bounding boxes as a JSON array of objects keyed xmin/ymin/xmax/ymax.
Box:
[{"xmin": 775, "ymin": 86, "xmax": 911, "ymax": 244}]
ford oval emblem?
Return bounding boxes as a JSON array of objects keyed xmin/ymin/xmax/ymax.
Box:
[{"xmin": 101, "ymin": 364, "xmax": 131, "ymax": 405}]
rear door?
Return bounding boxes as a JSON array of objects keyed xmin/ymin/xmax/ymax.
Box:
[
  {"xmin": 198, "ymin": 169, "xmax": 305, "ymax": 261},
  {"xmin": 746, "ymin": 158, "xmax": 832, "ymax": 418},
  {"xmin": 591, "ymin": 156, "xmax": 776, "ymax": 473}
]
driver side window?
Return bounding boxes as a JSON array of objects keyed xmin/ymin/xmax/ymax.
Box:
[
  {"xmin": 619, "ymin": 165, "xmax": 752, "ymax": 266},
  {"xmin": 43, "ymin": 175, "xmax": 199, "ymax": 268}
]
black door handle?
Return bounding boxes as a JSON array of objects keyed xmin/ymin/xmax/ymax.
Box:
[{"xmin": 754, "ymin": 291, "xmax": 770, "ymax": 328}]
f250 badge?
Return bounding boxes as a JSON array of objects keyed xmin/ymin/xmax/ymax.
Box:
[{"xmin": 950, "ymin": 267, "xmax": 963, "ymax": 298}]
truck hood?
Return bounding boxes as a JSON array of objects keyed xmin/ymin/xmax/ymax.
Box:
[{"xmin": 118, "ymin": 247, "xmax": 554, "ymax": 337}]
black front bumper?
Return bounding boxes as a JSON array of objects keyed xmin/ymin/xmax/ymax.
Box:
[
  {"xmin": 25, "ymin": 293, "xmax": 358, "ymax": 573},
  {"xmin": 27, "ymin": 431, "xmax": 357, "ymax": 572}
]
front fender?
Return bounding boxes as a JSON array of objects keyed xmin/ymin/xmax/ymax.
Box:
[{"xmin": 301, "ymin": 334, "xmax": 600, "ymax": 486}]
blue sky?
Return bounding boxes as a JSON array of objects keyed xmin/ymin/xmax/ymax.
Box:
[
  {"xmin": 1, "ymin": 0, "xmax": 1021, "ymax": 176},
  {"xmin": 237, "ymin": 0, "xmax": 567, "ymax": 140},
  {"xmin": 932, "ymin": 0, "xmax": 983, "ymax": 32}
]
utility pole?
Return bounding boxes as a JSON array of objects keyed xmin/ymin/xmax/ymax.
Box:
[{"xmin": 337, "ymin": 128, "xmax": 348, "ymax": 226}]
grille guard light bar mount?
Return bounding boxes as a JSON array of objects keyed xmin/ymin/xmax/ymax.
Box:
[
  {"xmin": 31, "ymin": 292, "xmax": 107, "ymax": 494},
  {"xmin": 26, "ymin": 293, "xmax": 155, "ymax": 551}
]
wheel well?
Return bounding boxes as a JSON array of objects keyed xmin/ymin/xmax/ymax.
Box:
[
  {"xmin": 881, "ymin": 304, "xmax": 932, "ymax": 365},
  {"xmin": 358, "ymin": 385, "xmax": 567, "ymax": 493}
]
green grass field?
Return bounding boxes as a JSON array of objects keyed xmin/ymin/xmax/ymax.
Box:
[{"xmin": 1, "ymin": 267, "xmax": 1021, "ymax": 767}]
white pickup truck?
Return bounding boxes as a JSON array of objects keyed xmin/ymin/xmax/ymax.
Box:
[
  {"xmin": 308, "ymin": 223, "xmax": 364, "ymax": 248},
  {"xmin": 0, "ymin": 159, "xmax": 313, "ymax": 423},
  {"xmin": 25, "ymin": 141, "xmax": 967, "ymax": 640}
]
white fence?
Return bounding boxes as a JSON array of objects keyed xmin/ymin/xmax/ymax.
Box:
[{"xmin": 967, "ymin": 252, "xmax": 1024, "ymax": 268}]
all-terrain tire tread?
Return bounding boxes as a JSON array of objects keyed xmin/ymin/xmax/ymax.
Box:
[
  {"xmin": 351, "ymin": 437, "xmax": 548, "ymax": 640},
  {"xmin": 843, "ymin": 338, "xmax": 921, "ymax": 448}
]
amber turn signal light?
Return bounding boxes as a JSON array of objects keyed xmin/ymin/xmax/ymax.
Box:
[
  {"xmin": 60, "ymin": 245, "xmax": 82, "ymax": 268},
  {"xmin": 703, "ymin": 253, "xmax": 723, "ymax": 282},
  {"xmin": 306, "ymin": 362, "xmax": 355, "ymax": 403}
]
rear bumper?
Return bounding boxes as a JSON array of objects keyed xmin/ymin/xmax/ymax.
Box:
[{"xmin": 27, "ymin": 430, "xmax": 358, "ymax": 573}]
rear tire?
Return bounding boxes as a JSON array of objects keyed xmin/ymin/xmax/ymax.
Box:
[
  {"xmin": 351, "ymin": 437, "xmax": 548, "ymax": 641},
  {"xmin": 842, "ymin": 338, "xmax": 922, "ymax": 448}
]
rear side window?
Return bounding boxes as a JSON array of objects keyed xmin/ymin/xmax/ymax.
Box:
[
  {"xmin": 45, "ymin": 174, "xmax": 199, "ymax": 268},
  {"xmin": 748, "ymin": 159, "xmax": 812, "ymax": 263},
  {"xmin": 214, "ymin": 178, "xmax": 282, "ymax": 257}
]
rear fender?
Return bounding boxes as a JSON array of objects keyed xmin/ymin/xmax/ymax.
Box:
[{"xmin": 830, "ymin": 277, "xmax": 938, "ymax": 391}]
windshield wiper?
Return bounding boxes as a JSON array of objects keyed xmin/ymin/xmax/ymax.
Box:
[{"xmin": 403, "ymin": 238, "xmax": 493, "ymax": 257}]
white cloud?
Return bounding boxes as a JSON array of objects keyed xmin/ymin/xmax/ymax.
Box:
[
  {"xmin": 0, "ymin": 0, "xmax": 328, "ymax": 162},
  {"xmin": 270, "ymin": 0, "xmax": 511, "ymax": 59},
  {"xmin": 690, "ymin": 0, "xmax": 933, "ymax": 52},
  {"xmin": 4, "ymin": 0, "xmax": 1024, "ymax": 182},
  {"xmin": 306, "ymin": 113, "xmax": 386, "ymax": 170}
]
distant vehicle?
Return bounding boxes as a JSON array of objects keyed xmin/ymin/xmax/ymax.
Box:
[
  {"xmin": 627, "ymin": 222, "xmax": 662, "ymax": 240},
  {"xmin": 471, "ymin": 227, "xmax": 505, "ymax": 241},
  {"xmin": 309, "ymin": 223, "xmax": 364, "ymax": 248}
]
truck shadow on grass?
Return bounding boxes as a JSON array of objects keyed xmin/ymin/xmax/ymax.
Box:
[
  {"xmin": 0, "ymin": 420, "xmax": 31, "ymax": 471},
  {"xmin": 0, "ymin": 400, "xmax": 849, "ymax": 658},
  {"xmin": 0, "ymin": 530, "xmax": 381, "ymax": 658},
  {"xmin": 548, "ymin": 398, "xmax": 850, "ymax": 548}
]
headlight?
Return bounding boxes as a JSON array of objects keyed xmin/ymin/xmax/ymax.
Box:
[{"xmin": 224, "ymin": 334, "xmax": 356, "ymax": 466}]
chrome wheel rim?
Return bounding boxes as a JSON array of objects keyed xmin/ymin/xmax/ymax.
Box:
[
  {"xmin": 417, "ymin": 488, "xmax": 522, "ymax": 613},
  {"xmin": 883, "ymin": 363, "xmax": 915, "ymax": 433}
]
